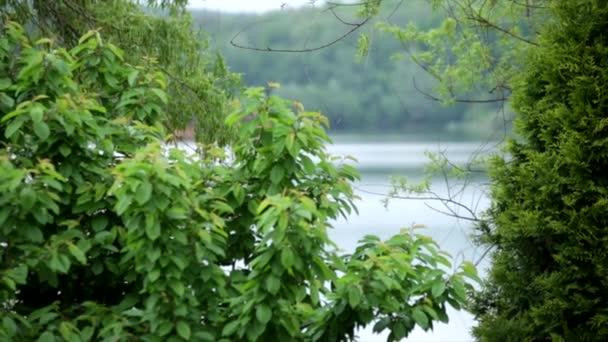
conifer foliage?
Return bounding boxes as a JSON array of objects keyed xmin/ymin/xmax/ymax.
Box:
[{"xmin": 472, "ymin": 1, "xmax": 608, "ymax": 340}]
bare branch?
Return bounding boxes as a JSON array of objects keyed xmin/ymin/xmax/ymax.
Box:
[
  {"xmin": 325, "ymin": 1, "xmax": 366, "ymax": 7},
  {"xmin": 325, "ymin": 7, "xmax": 360, "ymax": 26},
  {"xmin": 230, "ymin": 16, "xmax": 371, "ymax": 53},
  {"xmin": 413, "ymin": 78, "xmax": 509, "ymax": 104},
  {"xmin": 467, "ymin": 11, "xmax": 539, "ymax": 46},
  {"xmin": 353, "ymin": 185, "xmax": 480, "ymax": 222}
]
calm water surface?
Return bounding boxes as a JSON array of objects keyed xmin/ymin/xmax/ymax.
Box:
[{"xmin": 326, "ymin": 140, "xmax": 496, "ymax": 342}]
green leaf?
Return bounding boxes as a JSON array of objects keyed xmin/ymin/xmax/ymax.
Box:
[
  {"xmin": 20, "ymin": 187, "xmax": 37, "ymax": 210},
  {"xmin": 2, "ymin": 317, "xmax": 17, "ymax": 336},
  {"xmin": 9, "ymin": 264, "xmax": 28, "ymax": 285},
  {"xmin": 196, "ymin": 331, "xmax": 216, "ymax": 341},
  {"xmin": 18, "ymin": 50, "xmax": 44, "ymax": 80},
  {"xmin": 150, "ymin": 88, "xmax": 168, "ymax": 104},
  {"xmin": 373, "ymin": 317, "xmax": 391, "ymax": 333},
  {"xmin": 91, "ymin": 262, "xmax": 103, "ymax": 275},
  {"xmin": 59, "ymin": 144, "xmax": 71, "ymax": 157},
  {"xmin": 2, "ymin": 107, "xmax": 26, "ymax": 122},
  {"xmin": 171, "ymin": 255, "xmax": 188, "ymax": 270},
  {"xmin": 59, "ymin": 322, "xmax": 75, "ymax": 341},
  {"xmin": 24, "ymin": 226, "xmax": 44, "ymax": 242},
  {"xmin": 78, "ymin": 30, "xmax": 97, "ymax": 44},
  {"xmin": 422, "ymin": 305, "xmax": 439, "ymax": 320},
  {"xmin": 148, "ymin": 269, "xmax": 161, "ymax": 282},
  {"xmin": 145, "ymin": 213, "xmax": 160, "ymax": 240},
  {"xmin": 5, "ymin": 118, "xmax": 23, "ymax": 138},
  {"xmin": 147, "ymin": 247, "xmax": 161, "ymax": 263},
  {"xmin": 265, "ymin": 275, "xmax": 280, "ymax": 295},
  {"xmin": 0, "ymin": 78, "xmax": 10, "ymax": 90},
  {"xmin": 37, "ymin": 332, "xmax": 56, "ymax": 342},
  {"xmin": 431, "ymin": 280, "xmax": 446, "ymax": 297},
  {"xmin": 127, "ymin": 70, "xmax": 139, "ymax": 86},
  {"xmin": 169, "ymin": 280, "xmax": 185, "ymax": 297},
  {"xmin": 135, "ymin": 182, "xmax": 153, "ymax": 205},
  {"xmin": 222, "ymin": 320, "xmax": 239, "ymax": 337},
  {"xmin": 280, "ymin": 248, "xmax": 295, "ymax": 270},
  {"xmin": 31, "ymin": 105, "xmax": 44, "ymax": 123},
  {"xmin": 68, "ymin": 244, "xmax": 87, "ymax": 264},
  {"xmin": 451, "ymin": 277, "xmax": 467, "ymax": 301},
  {"xmin": 91, "ymin": 215, "xmax": 108, "ymax": 231},
  {"xmin": 0, "ymin": 93, "xmax": 15, "ymax": 110},
  {"xmin": 232, "ymin": 184, "xmax": 245, "ymax": 205},
  {"xmin": 392, "ymin": 321, "xmax": 406, "ymax": 340},
  {"xmin": 285, "ymin": 132, "xmax": 295, "ymax": 155},
  {"xmin": 300, "ymin": 156, "xmax": 316, "ymax": 174},
  {"xmin": 257, "ymin": 198, "xmax": 273, "ymax": 214},
  {"xmin": 269, "ymin": 165, "xmax": 285, "ymax": 184},
  {"xmin": 0, "ymin": 207, "xmax": 11, "ymax": 225},
  {"xmin": 460, "ymin": 261, "xmax": 481, "ymax": 283},
  {"xmin": 412, "ymin": 307, "xmax": 429, "ymax": 329},
  {"xmin": 33, "ymin": 121, "xmax": 50, "ymax": 140},
  {"xmin": 166, "ymin": 207, "xmax": 188, "ymax": 219},
  {"xmin": 255, "ymin": 304, "xmax": 272, "ymax": 324},
  {"xmin": 299, "ymin": 196, "xmax": 316, "ymax": 212},
  {"xmin": 176, "ymin": 321, "xmax": 191, "ymax": 340},
  {"xmin": 114, "ymin": 196, "xmax": 131, "ymax": 216},
  {"xmin": 157, "ymin": 320, "xmax": 173, "ymax": 336},
  {"xmin": 172, "ymin": 231, "xmax": 188, "ymax": 245},
  {"xmin": 80, "ymin": 326, "xmax": 94, "ymax": 340},
  {"xmin": 348, "ymin": 286, "xmax": 361, "ymax": 308}
]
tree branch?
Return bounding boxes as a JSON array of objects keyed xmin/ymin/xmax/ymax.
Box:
[
  {"xmin": 230, "ymin": 16, "xmax": 371, "ymax": 53},
  {"xmin": 412, "ymin": 78, "xmax": 508, "ymax": 104}
]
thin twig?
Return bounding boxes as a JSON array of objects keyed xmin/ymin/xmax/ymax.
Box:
[
  {"xmin": 230, "ymin": 16, "xmax": 371, "ymax": 53},
  {"xmin": 413, "ymin": 78, "xmax": 509, "ymax": 104}
]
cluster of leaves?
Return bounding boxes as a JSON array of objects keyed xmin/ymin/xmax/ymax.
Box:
[
  {"xmin": 470, "ymin": 0, "xmax": 608, "ymax": 340},
  {"xmin": 1, "ymin": 0, "xmax": 241, "ymax": 145},
  {"xmin": 370, "ymin": 0, "xmax": 549, "ymax": 104},
  {"xmin": 0, "ymin": 23, "xmax": 478, "ymax": 341}
]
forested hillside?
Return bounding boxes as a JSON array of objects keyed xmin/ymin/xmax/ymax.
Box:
[{"xmin": 191, "ymin": 3, "xmax": 510, "ymax": 138}]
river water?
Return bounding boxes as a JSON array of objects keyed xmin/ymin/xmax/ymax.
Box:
[{"xmin": 326, "ymin": 139, "xmax": 496, "ymax": 342}]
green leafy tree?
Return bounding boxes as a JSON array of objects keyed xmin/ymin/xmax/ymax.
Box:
[
  {"xmin": 361, "ymin": 0, "xmax": 608, "ymax": 339},
  {"xmin": 0, "ymin": 23, "xmax": 478, "ymax": 341},
  {"xmin": 1, "ymin": 0, "xmax": 240, "ymax": 145},
  {"xmin": 469, "ymin": 0, "xmax": 608, "ymax": 340},
  {"xmin": 370, "ymin": 0, "xmax": 544, "ymax": 104}
]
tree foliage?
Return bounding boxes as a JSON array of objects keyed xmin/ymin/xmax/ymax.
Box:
[
  {"xmin": 1, "ymin": 0, "xmax": 240, "ymax": 145},
  {"xmin": 0, "ymin": 23, "xmax": 478, "ymax": 341},
  {"xmin": 354, "ymin": 0, "xmax": 608, "ymax": 340},
  {"xmin": 371, "ymin": 0, "xmax": 546, "ymax": 103},
  {"xmin": 468, "ymin": 0, "xmax": 608, "ymax": 340}
]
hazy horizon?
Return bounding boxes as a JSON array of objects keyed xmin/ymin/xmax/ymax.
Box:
[{"xmin": 187, "ymin": 0, "xmax": 327, "ymax": 13}]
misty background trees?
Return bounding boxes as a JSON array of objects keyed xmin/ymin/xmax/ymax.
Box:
[{"xmin": 191, "ymin": 3, "xmax": 510, "ymax": 139}]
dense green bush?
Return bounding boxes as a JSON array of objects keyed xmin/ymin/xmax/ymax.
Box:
[
  {"xmin": 472, "ymin": 1, "xmax": 608, "ymax": 340},
  {"xmin": 0, "ymin": 23, "xmax": 478, "ymax": 341},
  {"xmin": 1, "ymin": 0, "xmax": 241, "ymax": 145}
]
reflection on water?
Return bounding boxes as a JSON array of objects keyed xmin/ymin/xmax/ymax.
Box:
[{"xmin": 326, "ymin": 140, "xmax": 495, "ymax": 342}]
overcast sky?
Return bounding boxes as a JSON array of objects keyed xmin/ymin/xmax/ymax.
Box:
[{"xmin": 187, "ymin": 0, "xmax": 327, "ymax": 13}]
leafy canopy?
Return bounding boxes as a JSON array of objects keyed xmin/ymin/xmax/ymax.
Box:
[
  {"xmin": 469, "ymin": 0, "xmax": 608, "ymax": 340},
  {"xmin": 0, "ymin": 22, "xmax": 478, "ymax": 341},
  {"xmin": 1, "ymin": 0, "xmax": 241, "ymax": 145},
  {"xmin": 362, "ymin": 0, "xmax": 608, "ymax": 340}
]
